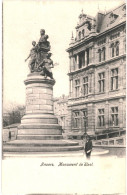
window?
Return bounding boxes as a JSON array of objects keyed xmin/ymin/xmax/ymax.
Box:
[
  {"xmin": 83, "ymin": 76, "xmax": 88, "ymax": 95},
  {"xmin": 111, "ymin": 43, "xmax": 115, "ymax": 57},
  {"xmin": 74, "ymin": 55, "xmax": 77, "ymax": 68},
  {"xmin": 109, "ymin": 12, "xmax": 118, "ymax": 24},
  {"xmin": 111, "ymin": 68, "xmax": 118, "ymax": 90},
  {"xmin": 73, "ymin": 111, "xmax": 80, "ymax": 128},
  {"xmin": 102, "ymin": 47, "xmax": 106, "ymax": 61},
  {"xmin": 111, "ymin": 107, "xmax": 118, "ymax": 126},
  {"xmin": 116, "ymin": 42, "xmax": 119, "ymax": 56},
  {"xmin": 82, "ymin": 110, "xmax": 88, "ymax": 128},
  {"xmin": 86, "ymin": 49, "xmax": 89, "ymax": 65},
  {"xmin": 98, "ymin": 72, "xmax": 105, "ymax": 92},
  {"xmin": 75, "ymin": 79, "xmax": 80, "ymax": 97},
  {"xmin": 98, "ymin": 109, "xmax": 105, "ymax": 127},
  {"xmin": 79, "ymin": 31, "xmax": 81, "ymax": 39},
  {"xmin": 82, "ymin": 29, "xmax": 84, "ymax": 37},
  {"xmin": 111, "ymin": 42, "xmax": 120, "ymax": 58},
  {"xmin": 79, "ymin": 52, "xmax": 85, "ymax": 68},
  {"xmin": 98, "ymin": 49, "xmax": 101, "ymax": 62}
]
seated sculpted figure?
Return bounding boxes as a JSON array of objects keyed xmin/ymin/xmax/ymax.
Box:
[
  {"xmin": 25, "ymin": 41, "xmax": 37, "ymax": 73},
  {"xmin": 38, "ymin": 29, "xmax": 50, "ymax": 52},
  {"xmin": 38, "ymin": 53, "xmax": 54, "ymax": 79}
]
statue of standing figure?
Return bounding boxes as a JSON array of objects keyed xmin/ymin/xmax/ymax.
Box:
[
  {"xmin": 25, "ymin": 41, "xmax": 37, "ymax": 73},
  {"xmin": 25, "ymin": 29, "xmax": 54, "ymax": 79}
]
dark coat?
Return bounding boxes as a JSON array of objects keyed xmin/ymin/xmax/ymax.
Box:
[{"xmin": 85, "ymin": 140, "xmax": 92, "ymax": 153}]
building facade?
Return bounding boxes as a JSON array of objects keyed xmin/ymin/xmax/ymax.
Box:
[
  {"xmin": 66, "ymin": 4, "xmax": 126, "ymax": 136},
  {"xmin": 53, "ymin": 95, "xmax": 69, "ymax": 132}
]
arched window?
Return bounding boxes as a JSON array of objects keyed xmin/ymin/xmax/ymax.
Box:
[
  {"xmin": 111, "ymin": 43, "xmax": 114, "ymax": 57},
  {"xmin": 102, "ymin": 47, "xmax": 106, "ymax": 61},
  {"xmin": 115, "ymin": 41, "xmax": 119, "ymax": 56},
  {"xmin": 79, "ymin": 31, "xmax": 81, "ymax": 40},
  {"xmin": 98, "ymin": 49, "xmax": 101, "ymax": 62},
  {"xmin": 82, "ymin": 29, "xmax": 84, "ymax": 37}
]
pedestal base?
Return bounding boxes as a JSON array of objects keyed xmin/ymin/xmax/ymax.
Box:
[{"xmin": 3, "ymin": 73, "xmax": 83, "ymax": 156}]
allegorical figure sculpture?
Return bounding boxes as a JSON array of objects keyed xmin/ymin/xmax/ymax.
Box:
[
  {"xmin": 25, "ymin": 29, "xmax": 54, "ymax": 78},
  {"xmin": 38, "ymin": 53, "xmax": 54, "ymax": 79},
  {"xmin": 25, "ymin": 41, "xmax": 37, "ymax": 73},
  {"xmin": 38, "ymin": 29, "xmax": 50, "ymax": 52}
]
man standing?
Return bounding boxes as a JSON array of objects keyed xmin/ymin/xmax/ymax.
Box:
[{"xmin": 85, "ymin": 136, "xmax": 92, "ymax": 159}]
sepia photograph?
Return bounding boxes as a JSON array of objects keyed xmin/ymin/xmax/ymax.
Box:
[{"xmin": 2, "ymin": 0, "xmax": 126, "ymax": 194}]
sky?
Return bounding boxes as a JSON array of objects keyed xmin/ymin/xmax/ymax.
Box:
[{"xmin": 3, "ymin": 0, "xmax": 124, "ymax": 109}]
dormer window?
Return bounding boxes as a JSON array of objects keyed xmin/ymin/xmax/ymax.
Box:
[
  {"xmin": 122, "ymin": 5, "xmax": 126, "ymax": 11},
  {"xmin": 109, "ymin": 12, "xmax": 118, "ymax": 24},
  {"xmin": 122, "ymin": 5, "xmax": 126, "ymax": 16}
]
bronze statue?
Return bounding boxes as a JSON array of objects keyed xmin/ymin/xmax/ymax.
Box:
[
  {"xmin": 25, "ymin": 29, "xmax": 54, "ymax": 77},
  {"xmin": 38, "ymin": 29, "xmax": 50, "ymax": 52},
  {"xmin": 38, "ymin": 53, "xmax": 54, "ymax": 79},
  {"xmin": 25, "ymin": 41, "xmax": 37, "ymax": 73}
]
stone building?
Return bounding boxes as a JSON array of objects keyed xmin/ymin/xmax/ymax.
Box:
[
  {"xmin": 53, "ymin": 95, "xmax": 69, "ymax": 132},
  {"xmin": 66, "ymin": 4, "xmax": 126, "ymax": 136}
]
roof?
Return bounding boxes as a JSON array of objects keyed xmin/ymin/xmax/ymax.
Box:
[
  {"xmin": 67, "ymin": 3, "xmax": 126, "ymax": 52},
  {"xmin": 99, "ymin": 3, "xmax": 126, "ymax": 33}
]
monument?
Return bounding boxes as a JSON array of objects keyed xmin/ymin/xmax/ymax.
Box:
[{"xmin": 3, "ymin": 29, "xmax": 83, "ymax": 156}]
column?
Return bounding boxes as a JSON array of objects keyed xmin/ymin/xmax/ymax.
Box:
[
  {"xmin": 106, "ymin": 38, "xmax": 110, "ymax": 60},
  {"xmin": 89, "ymin": 48, "xmax": 92, "ymax": 64},
  {"xmin": 70, "ymin": 56, "xmax": 74, "ymax": 72},
  {"xmin": 91, "ymin": 47, "xmax": 94, "ymax": 64},
  {"xmin": 69, "ymin": 79, "xmax": 73, "ymax": 97},
  {"xmin": 89, "ymin": 73, "xmax": 92, "ymax": 93},
  {"xmin": 119, "ymin": 35, "xmax": 124, "ymax": 55}
]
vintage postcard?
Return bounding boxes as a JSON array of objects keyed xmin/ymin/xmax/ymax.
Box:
[{"xmin": 2, "ymin": 0, "xmax": 126, "ymax": 194}]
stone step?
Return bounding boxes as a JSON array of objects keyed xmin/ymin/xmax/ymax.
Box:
[
  {"xmin": 18, "ymin": 124, "xmax": 62, "ymax": 129},
  {"xmin": 21, "ymin": 118, "xmax": 58, "ymax": 124},
  {"xmin": 17, "ymin": 135, "xmax": 63, "ymax": 140},
  {"xmin": 18, "ymin": 129, "xmax": 62, "ymax": 135},
  {"xmin": 4, "ymin": 140, "xmax": 79, "ymax": 147},
  {"xmin": 3, "ymin": 145, "xmax": 83, "ymax": 152}
]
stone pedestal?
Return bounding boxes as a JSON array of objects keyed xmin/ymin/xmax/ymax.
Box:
[
  {"xmin": 3, "ymin": 73, "xmax": 83, "ymax": 156},
  {"xmin": 18, "ymin": 73, "xmax": 62, "ymax": 139}
]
